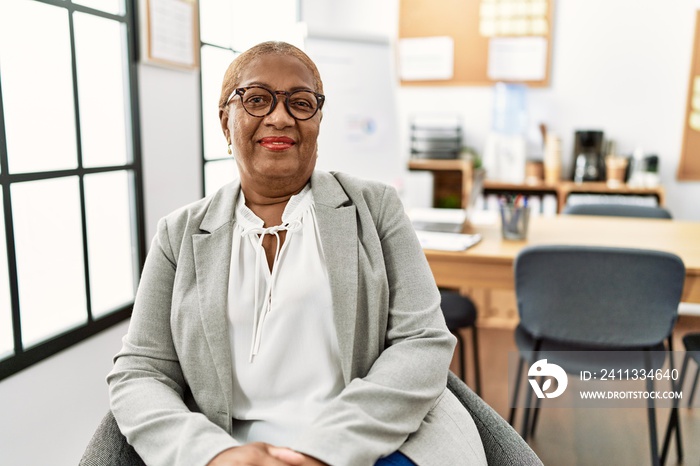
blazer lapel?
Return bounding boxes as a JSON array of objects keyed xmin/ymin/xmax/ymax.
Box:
[
  {"xmin": 311, "ymin": 171, "xmax": 359, "ymax": 384},
  {"xmin": 192, "ymin": 180, "xmax": 240, "ymax": 414}
]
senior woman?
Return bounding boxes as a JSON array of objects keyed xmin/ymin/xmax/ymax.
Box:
[{"xmin": 107, "ymin": 41, "xmax": 486, "ymax": 466}]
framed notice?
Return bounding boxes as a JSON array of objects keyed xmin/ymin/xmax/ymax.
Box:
[{"xmin": 142, "ymin": 0, "xmax": 199, "ymax": 70}]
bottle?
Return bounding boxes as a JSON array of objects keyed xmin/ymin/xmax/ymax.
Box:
[
  {"xmin": 543, "ymin": 132, "xmax": 561, "ymax": 185},
  {"xmin": 627, "ymin": 147, "xmax": 646, "ymax": 187},
  {"xmin": 483, "ymin": 83, "xmax": 528, "ymax": 183}
]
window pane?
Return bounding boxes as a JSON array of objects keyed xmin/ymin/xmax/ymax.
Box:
[
  {"xmin": 72, "ymin": 0, "xmax": 124, "ymax": 15},
  {"xmin": 74, "ymin": 13, "xmax": 130, "ymax": 168},
  {"xmin": 84, "ymin": 171, "xmax": 136, "ymax": 317},
  {"xmin": 12, "ymin": 177, "xmax": 87, "ymax": 348},
  {"xmin": 0, "ymin": 0, "xmax": 78, "ymax": 173},
  {"xmin": 205, "ymin": 159, "xmax": 238, "ymax": 196},
  {"xmin": 0, "ymin": 192, "xmax": 13, "ymax": 360},
  {"xmin": 201, "ymin": 45, "xmax": 236, "ymax": 161},
  {"xmin": 199, "ymin": 0, "xmax": 234, "ymax": 47}
]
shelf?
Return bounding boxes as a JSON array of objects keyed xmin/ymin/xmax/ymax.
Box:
[
  {"xmin": 558, "ymin": 181, "xmax": 664, "ymax": 196},
  {"xmin": 483, "ymin": 180, "xmax": 558, "ymax": 192},
  {"xmin": 408, "ymin": 159, "xmax": 472, "ymax": 172},
  {"xmin": 409, "ymin": 158, "xmax": 665, "ymax": 212},
  {"xmin": 408, "ymin": 158, "xmax": 475, "ymax": 209},
  {"xmin": 557, "ymin": 181, "xmax": 665, "ymax": 212}
]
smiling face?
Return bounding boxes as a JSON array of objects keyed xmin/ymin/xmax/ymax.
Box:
[{"xmin": 220, "ymin": 54, "xmax": 322, "ymax": 198}]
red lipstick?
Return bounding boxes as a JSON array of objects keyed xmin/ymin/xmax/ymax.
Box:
[{"xmin": 259, "ymin": 136, "xmax": 295, "ymax": 151}]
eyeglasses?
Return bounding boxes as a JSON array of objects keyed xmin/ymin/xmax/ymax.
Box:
[{"xmin": 227, "ymin": 85, "xmax": 325, "ymax": 121}]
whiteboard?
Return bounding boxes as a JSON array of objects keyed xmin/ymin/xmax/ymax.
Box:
[{"xmin": 304, "ymin": 35, "xmax": 401, "ymax": 186}]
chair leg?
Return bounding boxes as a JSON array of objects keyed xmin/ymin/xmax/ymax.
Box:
[
  {"xmin": 529, "ymin": 377, "xmax": 543, "ymax": 438},
  {"xmin": 645, "ymin": 352, "xmax": 660, "ymax": 466},
  {"xmin": 661, "ymin": 352, "xmax": 689, "ymax": 465},
  {"xmin": 509, "ymin": 356, "xmax": 525, "ymax": 426},
  {"xmin": 688, "ymin": 364, "xmax": 700, "ymax": 407},
  {"xmin": 521, "ymin": 383, "xmax": 534, "ymax": 442},
  {"xmin": 667, "ymin": 337, "xmax": 683, "ymax": 463},
  {"xmin": 454, "ymin": 330, "xmax": 466, "ymax": 382},
  {"xmin": 471, "ymin": 325, "xmax": 482, "ymax": 396}
]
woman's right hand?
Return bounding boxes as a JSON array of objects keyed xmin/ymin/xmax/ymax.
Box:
[{"xmin": 207, "ymin": 443, "xmax": 307, "ymax": 466}]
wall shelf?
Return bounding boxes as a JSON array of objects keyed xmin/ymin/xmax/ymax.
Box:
[{"xmin": 409, "ymin": 159, "xmax": 665, "ymax": 212}]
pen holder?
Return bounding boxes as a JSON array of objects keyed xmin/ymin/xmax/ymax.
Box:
[{"xmin": 500, "ymin": 205, "xmax": 531, "ymax": 240}]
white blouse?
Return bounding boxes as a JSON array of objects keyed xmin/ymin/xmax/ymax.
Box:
[{"xmin": 227, "ymin": 184, "xmax": 344, "ymax": 447}]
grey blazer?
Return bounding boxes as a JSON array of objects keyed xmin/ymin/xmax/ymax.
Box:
[{"xmin": 107, "ymin": 170, "xmax": 486, "ymax": 466}]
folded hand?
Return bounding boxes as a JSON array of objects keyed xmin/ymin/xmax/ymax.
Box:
[{"xmin": 208, "ymin": 443, "xmax": 328, "ymax": 466}]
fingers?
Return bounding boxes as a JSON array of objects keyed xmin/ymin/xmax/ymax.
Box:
[
  {"xmin": 268, "ymin": 446, "xmax": 306, "ymax": 465},
  {"xmin": 207, "ymin": 443, "xmax": 299, "ymax": 466}
]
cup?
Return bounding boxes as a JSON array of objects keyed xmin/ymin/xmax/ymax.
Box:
[
  {"xmin": 525, "ymin": 161, "xmax": 544, "ymax": 185},
  {"xmin": 500, "ymin": 205, "xmax": 531, "ymax": 240},
  {"xmin": 605, "ymin": 156, "xmax": 628, "ymax": 188}
]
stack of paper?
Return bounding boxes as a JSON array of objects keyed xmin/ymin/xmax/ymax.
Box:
[
  {"xmin": 409, "ymin": 208, "xmax": 466, "ymax": 234},
  {"xmin": 415, "ymin": 231, "xmax": 482, "ymax": 251}
]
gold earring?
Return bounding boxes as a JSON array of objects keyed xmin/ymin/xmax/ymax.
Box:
[{"xmin": 227, "ymin": 144, "xmax": 232, "ymax": 155}]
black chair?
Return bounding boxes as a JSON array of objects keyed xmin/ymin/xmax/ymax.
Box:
[
  {"xmin": 509, "ymin": 245, "xmax": 685, "ymax": 466},
  {"xmin": 681, "ymin": 333, "xmax": 700, "ymax": 406},
  {"xmin": 440, "ymin": 289, "xmax": 482, "ymax": 395},
  {"xmin": 563, "ymin": 203, "xmax": 672, "ymax": 219},
  {"xmin": 80, "ymin": 372, "xmax": 543, "ymax": 466}
]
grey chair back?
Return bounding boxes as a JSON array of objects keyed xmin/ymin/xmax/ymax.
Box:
[
  {"xmin": 79, "ymin": 411, "xmax": 145, "ymax": 466},
  {"xmin": 446, "ymin": 372, "xmax": 543, "ymax": 465},
  {"xmin": 563, "ymin": 203, "xmax": 672, "ymax": 219},
  {"xmin": 514, "ymin": 245, "xmax": 685, "ymax": 347}
]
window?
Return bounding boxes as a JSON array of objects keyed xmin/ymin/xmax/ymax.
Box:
[
  {"xmin": 0, "ymin": 0, "xmax": 144, "ymax": 379},
  {"xmin": 199, "ymin": 0, "xmax": 302, "ymax": 196}
]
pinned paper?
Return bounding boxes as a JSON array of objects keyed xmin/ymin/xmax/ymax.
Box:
[
  {"xmin": 487, "ymin": 37, "xmax": 547, "ymax": 81},
  {"xmin": 690, "ymin": 111, "xmax": 700, "ymax": 132},
  {"xmin": 399, "ymin": 36, "xmax": 454, "ymax": 81},
  {"xmin": 479, "ymin": 0, "xmax": 549, "ymax": 37}
]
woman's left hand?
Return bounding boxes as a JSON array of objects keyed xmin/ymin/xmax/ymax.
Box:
[
  {"xmin": 298, "ymin": 456, "xmax": 328, "ymax": 466},
  {"xmin": 270, "ymin": 450, "xmax": 327, "ymax": 466}
]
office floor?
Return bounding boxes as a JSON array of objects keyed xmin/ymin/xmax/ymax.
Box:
[{"xmin": 451, "ymin": 315, "xmax": 700, "ymax": 466}]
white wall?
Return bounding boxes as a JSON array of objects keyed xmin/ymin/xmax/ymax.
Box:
[
  {"xmin": 0, "ymin": 321, "xmax": 129, "ymax": 466},
  {"xmin": 139, "ymin": 64, "xmax": 203, "ymax": 241}
]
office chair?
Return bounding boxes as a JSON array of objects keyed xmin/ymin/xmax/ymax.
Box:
[
  {"xmin": 440, "ymin": 289, "xmax": 482, "ymax": 395},
  {"xmin": 562, "ymin": 203, "xmax": 672, "ymax": 219},
  {"xmin": 509, "ymin": 245, "xmax": 685, "ymax": 466},
  {"xmin": 80, "ymin": 372, "xmax": 543, "ymax": 466},
  {"xmin": 446, "ymin": 372, "xmax": 543, "ymax": 465}
]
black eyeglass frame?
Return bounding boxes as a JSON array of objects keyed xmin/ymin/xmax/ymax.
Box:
[{"xmin": 227, "ymin": 85, "xmax": 325, "ymax": 121}]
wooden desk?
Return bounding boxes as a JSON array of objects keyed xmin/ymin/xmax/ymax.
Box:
[{"xmin": 425, "ymin": 215, "xmax": 700, "ymax": 327}]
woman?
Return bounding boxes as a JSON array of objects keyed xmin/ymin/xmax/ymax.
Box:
[{"xmin": 108, "ymin": 41, "xmax": 486, "ymax": 466}]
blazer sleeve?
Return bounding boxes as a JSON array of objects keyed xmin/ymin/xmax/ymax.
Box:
[
  {"xmin": 291, "ymin": 185, "xmax": 457, "ymax": 466},
  {"xmin": 107, "ymin": 218, "xmax": 239, "ymax": 466}
]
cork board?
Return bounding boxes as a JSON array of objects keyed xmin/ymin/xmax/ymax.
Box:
[
  {"xmin": 398, "ymin": 0, "xmax": 553, "ymax": 87},
  {"xmin": 678, "ymin": 10, "xmax": 700, "ymax": 181}
]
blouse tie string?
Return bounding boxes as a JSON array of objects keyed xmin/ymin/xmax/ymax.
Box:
[{"xmin": 241, "ymin": 220, "xmax": 302, "ymax": 362}]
